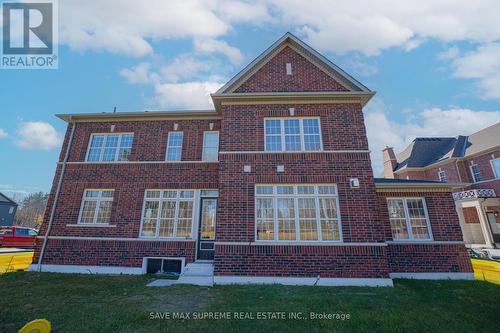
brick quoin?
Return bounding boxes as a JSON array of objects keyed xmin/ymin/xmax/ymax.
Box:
[{"xmin": 33, "ymin": 35, "xmax": 472, "ymax": 282}]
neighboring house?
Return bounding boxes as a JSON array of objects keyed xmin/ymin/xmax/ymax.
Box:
[
  {"xmin": 383, "ymin": 122, "xmax": 500, "ymax": 249},
  {"xmin": 0, "ymin": 192, "xmax": 18, "ymax": 226},
  {"xmin": 30, "ymin": 33, "xmax": 473, "ymax": 285}
]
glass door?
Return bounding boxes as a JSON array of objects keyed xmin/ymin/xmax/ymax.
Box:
[{"xmin": 197, "ymin": 198, "xmax": 217, "ymax": 260}]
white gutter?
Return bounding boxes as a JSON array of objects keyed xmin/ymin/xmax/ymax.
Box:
[{"xmin": 37, "ymin": 118, "xmax": 76, "ymax": 271}]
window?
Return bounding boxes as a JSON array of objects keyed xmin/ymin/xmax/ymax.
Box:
[
  {"xmin": 78, "ymin": 190, "xmax": 114, "ymax": 224},
  {"xmin": 264, "ymin": 118, "xmax": 322, "ymax": 152},
  {"xmin": 438, "ymin": 170, "xmax": 447, "ymax": 182},
  {"xmin": 202, "ymin": 131, "xmax": 219, "ymax": 161},
  {"xmin": 386, "ymin": 198, "xmax": 432, "ymax": 241},
  {"xmin": 8, "ymin": 207, "xmax": 14, "ymax": 214},
  {"xmin": 491, "ymin": 158, "xmax": 500, "ymax": 179},
  {"xmin": 140, "ymin": 190, "xmax": 195, "ymax": 238},
  {"xmin": 470, "ymin": 163, "xmax": 482, "ymax": 182},
  {"xmin": 286, "ymin": 63, "xmax": 292, "ymax": 75},
  {"xmin": 255, "ymin": 184, "xmax": 340, "ymax": 241},
  {"xmin": 166, "ymin": 132, "xmax": 183, "ymax": 161},
  {"xmin": 86, "ymin": 133, "xmax": 133, "ymax": 162}
]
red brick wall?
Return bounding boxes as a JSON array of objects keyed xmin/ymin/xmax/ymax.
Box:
[
  {"xmin": 214, "ymin": 244, "xmax": 390, "ymax": 278},
  {"xmin": 387, "ymin": 244, "xmax": 472, "ymax": 273},
  {"xmin": 217, "ymin": 152, "xmax": 390, "ymax": 243},
  {"xmin": 234, "ymin": 46, "xmax": 349, "ymax": 93},
  {"xmin": 65, "ymin": 119, "xmax": 220, "ymax": 162},
  {"xmin": 377, "ymin": 190, "xmax": 463, "ymax": 241},
  {"xmin": 220, "ymin": 103, "xmax": 369, "ymax": 152},
  {"xmin": 38, "ymin": 163, "xmax": 219, "ymax": 238},
  {"xmin": 33, "ymin": 238, "xmax": 196, "ymax": 267}
]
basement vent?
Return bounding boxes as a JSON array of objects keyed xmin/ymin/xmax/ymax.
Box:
[{"xmin": 146, "ymin": 258, "xmax": 182, "ymax": 275}]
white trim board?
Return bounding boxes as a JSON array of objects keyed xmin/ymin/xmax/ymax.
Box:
[
  {"xmin": 214, "ymin": 276, "xmax": 393, "ymax": 287},
  {"xmin": 29, "ymin": 264, "xmax": 142, "ymax": 275},
  {"xmin": 389, "ymin": 272, "xmax": 474, "ymax": 280}
]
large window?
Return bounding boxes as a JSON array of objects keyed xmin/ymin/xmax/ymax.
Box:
[
  {"xmin": 470, "ymin": 163, "xmax": 482, "ymax": 182},
  {"xmin": 255, "ymin": 184, "xmax": 340, "ymax": 241},
  {"xmin": 78, "ymin": 190, "xmax": 114, "ymax": 224},
  {"xmin": 491, "ymin": 158, "xmax": 500, "ymax": 179},
  {"xmin": 86, "ymin": 133, "xmax": 133, "ymax": 162},
  {"xmin": 140, "ymin": 190, "xmax": 195, "ymax": 238},
  {"xmin": 166, "ymin": 132, "xmax": 183, "ymax": 161},
  {"xmin": 264, "ymin": 118, "xmax": 322, "ymax": 152},
  {"xmin": 202, "ymin": 131, "xmax": 219, "ymax": 161},
  {"xmin": 387, "ymin": 198, "xmax": 432, "ymax": 241}
]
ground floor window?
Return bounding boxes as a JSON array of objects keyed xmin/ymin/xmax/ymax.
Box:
[
  {"xmin": 78, "ymin": 189, "xmax": 114, "ymax": 224},
  {"xmin": 140, "ymin": 190, "xmax": 195, "ymax": 238},
  {"xmin": 387, "ymin": 198, "xmax": 432, "ymax": 240},
  {"xmin": 255, "ymin": 184, "xmax": 341, "ymax": 241}
]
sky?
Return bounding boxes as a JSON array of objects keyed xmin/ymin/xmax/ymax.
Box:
[{"xmin": 1, "ymin": 0, "xmax": 500, "ymax": 200}]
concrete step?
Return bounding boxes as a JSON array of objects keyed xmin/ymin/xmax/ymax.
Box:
[{"xmin": 183, "ymin": 262, "xmax": 214, "ymax": 277}]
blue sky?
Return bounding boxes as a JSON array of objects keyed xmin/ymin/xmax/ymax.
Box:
[{"xmin": 1, "ymin": 0, "xmax": 500, "ymax": 200}]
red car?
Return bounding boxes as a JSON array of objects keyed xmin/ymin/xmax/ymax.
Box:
[{"xmin": 0, "ymin": 226, "xmax": 38, "ymax": 248}]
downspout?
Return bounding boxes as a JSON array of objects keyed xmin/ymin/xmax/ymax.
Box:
[{"xmin": 37, "ymin": 118, "xmax": 76, "ymax": 271}]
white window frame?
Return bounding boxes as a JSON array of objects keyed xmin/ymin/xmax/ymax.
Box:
[
  {"xmin": 386, "ymin": 197, "xmax": 433, "ymax": 241},
  {"xmin": 166, "ymin": 131, "xmax": 184, "ymax": 161},
  {"xmin": 264, "ymin": 117, "xmax": 323, "ymax": 152},
  {"xmin": 202, "ymin": 131, "xmax": 220, "ymax": 162},
  {"xmin": 490, "ymin": 158, "xmax": 500, "ymax": 179},
  {"xmin": 438, "ymin": 170, "xmax": 447, "ymax": 182},
  {"xmin": 77, "ymin": 189, "xmax": 115, "ymax": 225},
  {"xmin": 470, "ymin": 163, "xmax": 482, "ymax": 183},
  {"xmin": 139, "ymin": 189, "xmax": 196, "ymax": 239},
  {"xmin": 254, "ymin": 184, "xmax": 342, "ymax": 242},
  {"xmin": 85, "ymin": 133, "xmax": 134, "ymax": 162}
]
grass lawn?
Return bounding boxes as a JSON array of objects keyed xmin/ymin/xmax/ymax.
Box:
[{"xmin": 1, "ymin": 272, "xmax": 499, "ymax": 333}]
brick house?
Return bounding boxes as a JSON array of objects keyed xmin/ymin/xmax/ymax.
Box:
[
  {"xmin": 383, "ymin": 122, "xmax": 500, "ymax": 250},
  {"xmin": 30, "ymin": 33, "xmax": 473, "ymax": 286}
]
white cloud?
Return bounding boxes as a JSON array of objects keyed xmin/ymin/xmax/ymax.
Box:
[
  {"xmin": 194, "ymin": 38, "xmax": 244, "ymax": 64},
  {"xmin": 268, "ymin": 0, "xmax": 500, "ymax": 55},
  {"xmin": 154, "ymin": 81, "xmax": 223, "ymax": 109},
  {"xmin": 59, "ymin": 0, "xmax": 269, "ymax": 56},
  {"xmin": 160, "ymin": 55, "xmax": 212, "ymax": 82},
  {"xmin": 16, "ymin": 122, "xmax": 62, "ymax": 150},
  {"xmin": 120, "ymin": 62, "xmax": 156, "ymax": 84},
  {"xmin": 365, "ymin": 100, "xmax": 500, "ymax": 175},
  {"xmin": 0, "ymin": 128, "xmax": 7, "ymax": 138},
  {"xmin": 449, "ymin": 43, "xmax": 500, "ymax": 99}
]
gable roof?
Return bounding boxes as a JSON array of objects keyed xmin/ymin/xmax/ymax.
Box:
[
  {"xmin": 0, "ymin": 192, "xmax": 17, "ymax": 205},
  {"xmin": 214, "ymin": 32, "xmax": 372, "ymax": 95},
  {"xmin": 394, "ymin": 122, "xmax": 500, "ymax": 172}
]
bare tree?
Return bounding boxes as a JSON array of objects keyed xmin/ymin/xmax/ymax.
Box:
[{"xmin": 14, "ymin": 192, "xmax": 48, "ymax": 229}]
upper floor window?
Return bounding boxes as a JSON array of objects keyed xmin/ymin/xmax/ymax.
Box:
[
  {"xmin": 387, "ymin": 198, "xmax": 432, "ymax": 241},
  {"xmin": 140, "ymin": 190, "xmax": 195, "ymax": 238},
  {"xmin": 491, "ymin": 158, "xmax": 500, "ymax": 179},
  {"xmin": 78, "ymin": 189, "xmax": 114, "ymax": 224},
  {"xmin": 166, "ymin": 132, "xmax": 183, "ymax": 161},
  {"xmin": 202, "ymin": 131, "xmax": 219, "ymax": 161},
  {"xmin": 470, "ymin": 163, "xmax": 482, "ymax": 182},
  {"xmin": 264, "ymin": 118, "xmax": 322, "ymax": 152},
  {"xmin": 438, "ymin": 170, "xmax": 447, "ymax": 182},
  {"xmin": 255, "ymin": 184, "xmax": 340, "ymax": 242},
  {"xmin": 86, "ymin": 133, "xmax": 133, "ymax": 162}
]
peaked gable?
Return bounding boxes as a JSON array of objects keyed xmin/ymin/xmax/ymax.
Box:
[
  {"xmin": 234, "ymin": 46, "xmax": 348, "ymax": 93},
  {"xmin": 216, "ymin": 32, "xmax": 371, "ymax": 95}
]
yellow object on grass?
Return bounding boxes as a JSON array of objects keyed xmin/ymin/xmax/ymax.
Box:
[
  {"xmin": 0, "ymin": 251, "xmax": 34, "ymax": 274},
  {"xmin": 471, "ymin": 258, "xmax": 500, "ymax": 285},
  {"xmin": 18, "ymin": 319, "xmax": 51, "ymax": 333}
]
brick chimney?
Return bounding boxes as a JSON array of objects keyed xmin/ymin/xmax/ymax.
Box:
[{"xmin": 382, "ymin": 146, "xmax": 397, "ymax": 179}]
